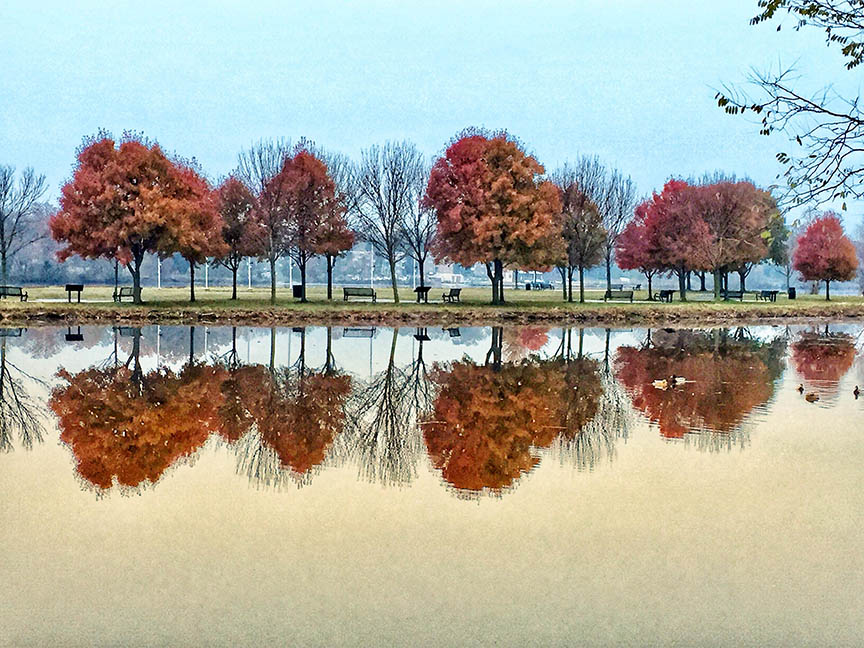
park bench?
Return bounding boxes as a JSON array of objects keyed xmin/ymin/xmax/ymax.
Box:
[
  {"xmin": 756, "ymin": 289, "xmax": 779, "ymax": 302},
  {"xmin": 0, "ymin": 328, "xmax": 25, "ymax": 337},
  {"xmin": 343, "ymin": 327, "xmax": 375, "ymax": 338},
  {"xmin": 113, "ymin": 287, "xmax": 135, "ymax": 302},
  {"xmin": 604, "ymin": 289, "xmax": 634, "ymax": 302},
  {"xmin": 720, "ymin": 289, "xmax": 744, "ymax": 301},
  {"xmin": 65, "ymin": 284, "xmax": 84, "ymax": 303},
  {"xmin": 656, "ymin": 289, "xmax": 674, "ymax": 303},
  {"xmin": 413, "ymin": 286, "xmax": 431, "ymax": 303},
  {"xmin": 610, "ymin": 283, "xmax": 624, "ymax": 291},
  {"xmin": 633, "ymin": 284, "xmax": 642, "ymax": 291},
  {"xmin": 343, "ymin": 286, "xmax": 376, "ymax": 302},
  {"xmin": 442, "ymin": 288, "xmax": 462, "ymax": 303},
  {"xmin": 0, "ymin": 286, "xmax": 28, "ymax": 302},
  {"xmin": 443, "ymin": 327, "xmax": 461, "ymax": 337}
]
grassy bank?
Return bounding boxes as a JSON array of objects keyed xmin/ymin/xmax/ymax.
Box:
[{"xmin": 1, "ymin": 284, "xmax": 863, "ymax": 327}]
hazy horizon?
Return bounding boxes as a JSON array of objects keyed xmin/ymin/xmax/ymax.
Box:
[{"xmin": 1, "ymin": 0, "xmax": 858, "ymax": 226}]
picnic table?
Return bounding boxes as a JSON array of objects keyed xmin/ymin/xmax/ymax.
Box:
[
  {"xmin": 413, "ymin": 286, "xmax": 431, "ymax": 303},
  {"xmin": 756, "ymin": 289, "xmax": 779, "ymax": 302},
  {"xmin": 65, "ymin": 284, "xmax": 84, "ymax": 303}
]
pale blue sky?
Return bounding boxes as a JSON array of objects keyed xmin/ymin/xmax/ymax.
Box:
[{"xmin": 0, "ymin": 0, "xmax": 854, "ymax": 223}]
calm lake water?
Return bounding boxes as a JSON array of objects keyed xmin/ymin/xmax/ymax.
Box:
[{"xmin": 1, "ymin": 323, "xmax": 862, "ymax": 646}]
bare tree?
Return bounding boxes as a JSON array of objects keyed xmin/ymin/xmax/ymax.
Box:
[
  {"xmin": 237, "ymin": 139, "xmax": 292, "ymax": 303},
  {"xmin": 717, "ymin": 2, "xmax": 864, "ymax": 207},
  {"xmin": 602, "ymin": 170, "xmax": 637, "ymax": 290},
  {"xmin": 400, "ymin": 163, "xmax": 436, "ymax": 288},
  {"xmin": 0, "ymin": 166, "xmax": 47, "ymax": 285},
  {"xmin": 355, "ymin": 142, "xmax": 424, "ymax": 302}
]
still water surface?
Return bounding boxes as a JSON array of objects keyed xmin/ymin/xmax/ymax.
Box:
[{"xmin": 1, "ymin": 324, "xmax": 862, "ymax": 646}]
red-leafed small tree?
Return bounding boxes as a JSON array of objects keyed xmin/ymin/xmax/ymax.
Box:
[
  {"xmin": 793, "ymin": 212, "xmax": 858, "ymax": 300},
  {"xmin": 424, "ymin": 130, "xmax": 563, "ymax": 304},
  {"xmin": 279, "ymin": 147, "xmax": 345, "ymax": 302},
  {"xmin": 168, "ymin": 164, "xmax": 227, "ymax": 302},
  {"xmin": 214, "ymin": 176, "xmax": 258, "ymax": 300},
  {"xmin": 616, "ymin": 203, "xmax": 664, "ymax": 299},
  {"xmin": 636, "ymin": 180, "xmax": 708, "ymax": 301}
]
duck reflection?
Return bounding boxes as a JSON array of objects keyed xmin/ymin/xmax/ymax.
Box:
[{"xmin": 615, "ymin": 328, "xmax": 786, "ymax": 448}]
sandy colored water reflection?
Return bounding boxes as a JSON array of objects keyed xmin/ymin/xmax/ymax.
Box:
[{"xmin": 0, "ymin": 324, "xmax": 862, "ymax": 646}]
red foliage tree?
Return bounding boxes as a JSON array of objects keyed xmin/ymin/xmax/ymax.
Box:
[
  {"xmin": 50, "ymin": 133, "xmax": 219, "ymax": 304},
  {"xmin": 687, "ymin": 181, "xmax": 777, "ymax": 298},
  {"xmin": 424, "ymin": 131, "xmax": 563, "ymax": 304},
  {"xmin": 792, "ymin": 212, "xmax": 858, "ymax": 300},
  {"xmin": 214, "ymin": 176, "xmax": 258, "ymax": 300},
  {"xmin": 278, "ymin": 147, "xmax": 347, "ymax": 302},
  {"xmin": 616, "ymin": 203, "xmax": 665, "ymax": 299},
  {"xmin": 634, "ymin": 180, "xmax": 708, "ymax": 301}
]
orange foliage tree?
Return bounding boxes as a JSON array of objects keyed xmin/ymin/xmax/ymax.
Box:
[
  {"xmin": 615, "ymin": 329, "xmax": 784, "ymax": 440},
  {"xmin": 50, "ymin": 133, "xmax": 219, "ymax": 304},
  {"xmin": 214, "ymin": 176, "xmax": 258, "ymax": 300},
  {"xmin": 424, "ymin": 131, "xmax": 563, "ymax": 304}
]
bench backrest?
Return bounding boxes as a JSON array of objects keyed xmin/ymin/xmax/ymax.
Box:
[
  {"xmin": 0, "ymin": 286, "xmax": 23, "ymax": 295},
  {"xmin": 117, "ymin": 287, "xmax": 134, "ymax": 296},
  {"xmin": 344, "ymin": 287, "xmax": 374, "ymax": 295},
  {"xmin": 446, "ymin": 288, "xmax": 461, "ymax": 296},
  {"xmin": 606, "ymin": 290, "xmax": 633, "ymax": 297}
]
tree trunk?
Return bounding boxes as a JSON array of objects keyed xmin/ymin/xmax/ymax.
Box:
[
  {"xmin": 300, "ymin": 260, "xmax": 307, "ymax": 302},
  {"xmin": 496, "ymin": 259, "xmax": 505, "ymax": 303},
  {"xmin": 605, "ymin": 251, "xmax": 612, "ymax": 292},
  {"xmin": 486, "ymin": 262, "xmax": 496, "ymax": 304},
  {"xmin": 114, "ymin": 259, "xmax": 119, "ymax": 295},
  {"xmin": 269, "ymin": 327, "xmax": 276, "ymax": 372},
  {"xmin": 419, "ymin": 257, "xmax": 426, "ymax": 288},
  {"xmin": 826, "ymin": 280, "xmax": 831, "ymax": 301},
  {"xmin": 189, "ymin": 326, "xmax": 195, "ymax": 366},
  {"xmin": 686, "ymin": 271, "xmax": 692, "ymax": 291},
  {"xmin": 388, "ymin": 257, "xmax": 400, "ymax": 303},
  {"xmin": 326, "ymin": 255, "xmax": 334, "ymax": 301},
  {"xmin": 231, "ymin": 266, "xmax": 238, "ymax": 300},
  {"xmin": 1, "ymin": 251, "xmax": 6, "ymax": 286},
  {"xmin": 190, "ymin": 262, "xmax": 196, "ymax": 302},
  {"xmin": 738, "ymin": 269, "xmax": 746, "ymax": 292},
  {"xmin": 647, "ymin": 273, "xmax": 653, "ymax": 300},
  {"xmin": 678, "ymin": 266, "xmax": 687, "ymax": 302},
  {"xmin": 579, "ymin": 265, "xmax": 585, "ymax": 303},
  {"xmin": 514, "ymin": 269, "xmax": 519, "ymax": 289},
  {"xmin": 699, "ymin": 271, "xmax": 706, "ymax": 291},
  {"xmin": 486, "ymin": 327, "xmax": 503, "ymax": 369},
  {"xmin": 567, "ymin": 267, "xmax": 573, "ymax": 303},
  {"xmin": 130, "ymin": 252, "xmax": 144, "ymax": 304},
  {"xmin": 713, "ymin": 268, "xmax": 722, "ymax": 300},
  {"xmin": 557, "ymin": 267, "xmax": 567, "ymax": 301},
  {"xmin": 269, "ymin": 255, "xmax": 277, "ymax": 304}
]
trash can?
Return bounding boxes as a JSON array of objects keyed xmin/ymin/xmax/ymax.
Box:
[
  {"xmin": 525, "ymin": 282, "xmax": 532, "ymax": 291},
  {"xmin": 788, "ymin": 287, "xmax": 796, "ymax": 300},
  {"xmin": 292, "ymin": 285, "xmax": 304, "ymax": 299}
]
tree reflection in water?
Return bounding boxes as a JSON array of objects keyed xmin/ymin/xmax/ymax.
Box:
[
  {"xmin": 615, "ymin": 328, "xmax": 786, "ymax": 450},
  {"xmin": 234, "ymin": 327, "xmax": 352, "ymax": 489},
  {"xmin": 49, "ymin": 328, "xmax": 227, "ymax": 490},
  {"xmin": 422, "ymin": 327, "xmax": 607, "ymax": 497},
  {"xmin": 792, "ymin": 325, "xmax": 858, "ymax": 398},
  {"xmin": 0, "ymin": 331, "xmax": 46, "ymax": 453},
  {"xmin": 334, "ymin": 328, "xmax": 426, "ymax": 487}
]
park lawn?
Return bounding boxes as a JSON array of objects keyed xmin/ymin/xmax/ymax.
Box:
[{"xmin": 1, "ymin": 283, "xmax": 862, "ymax": 318}]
